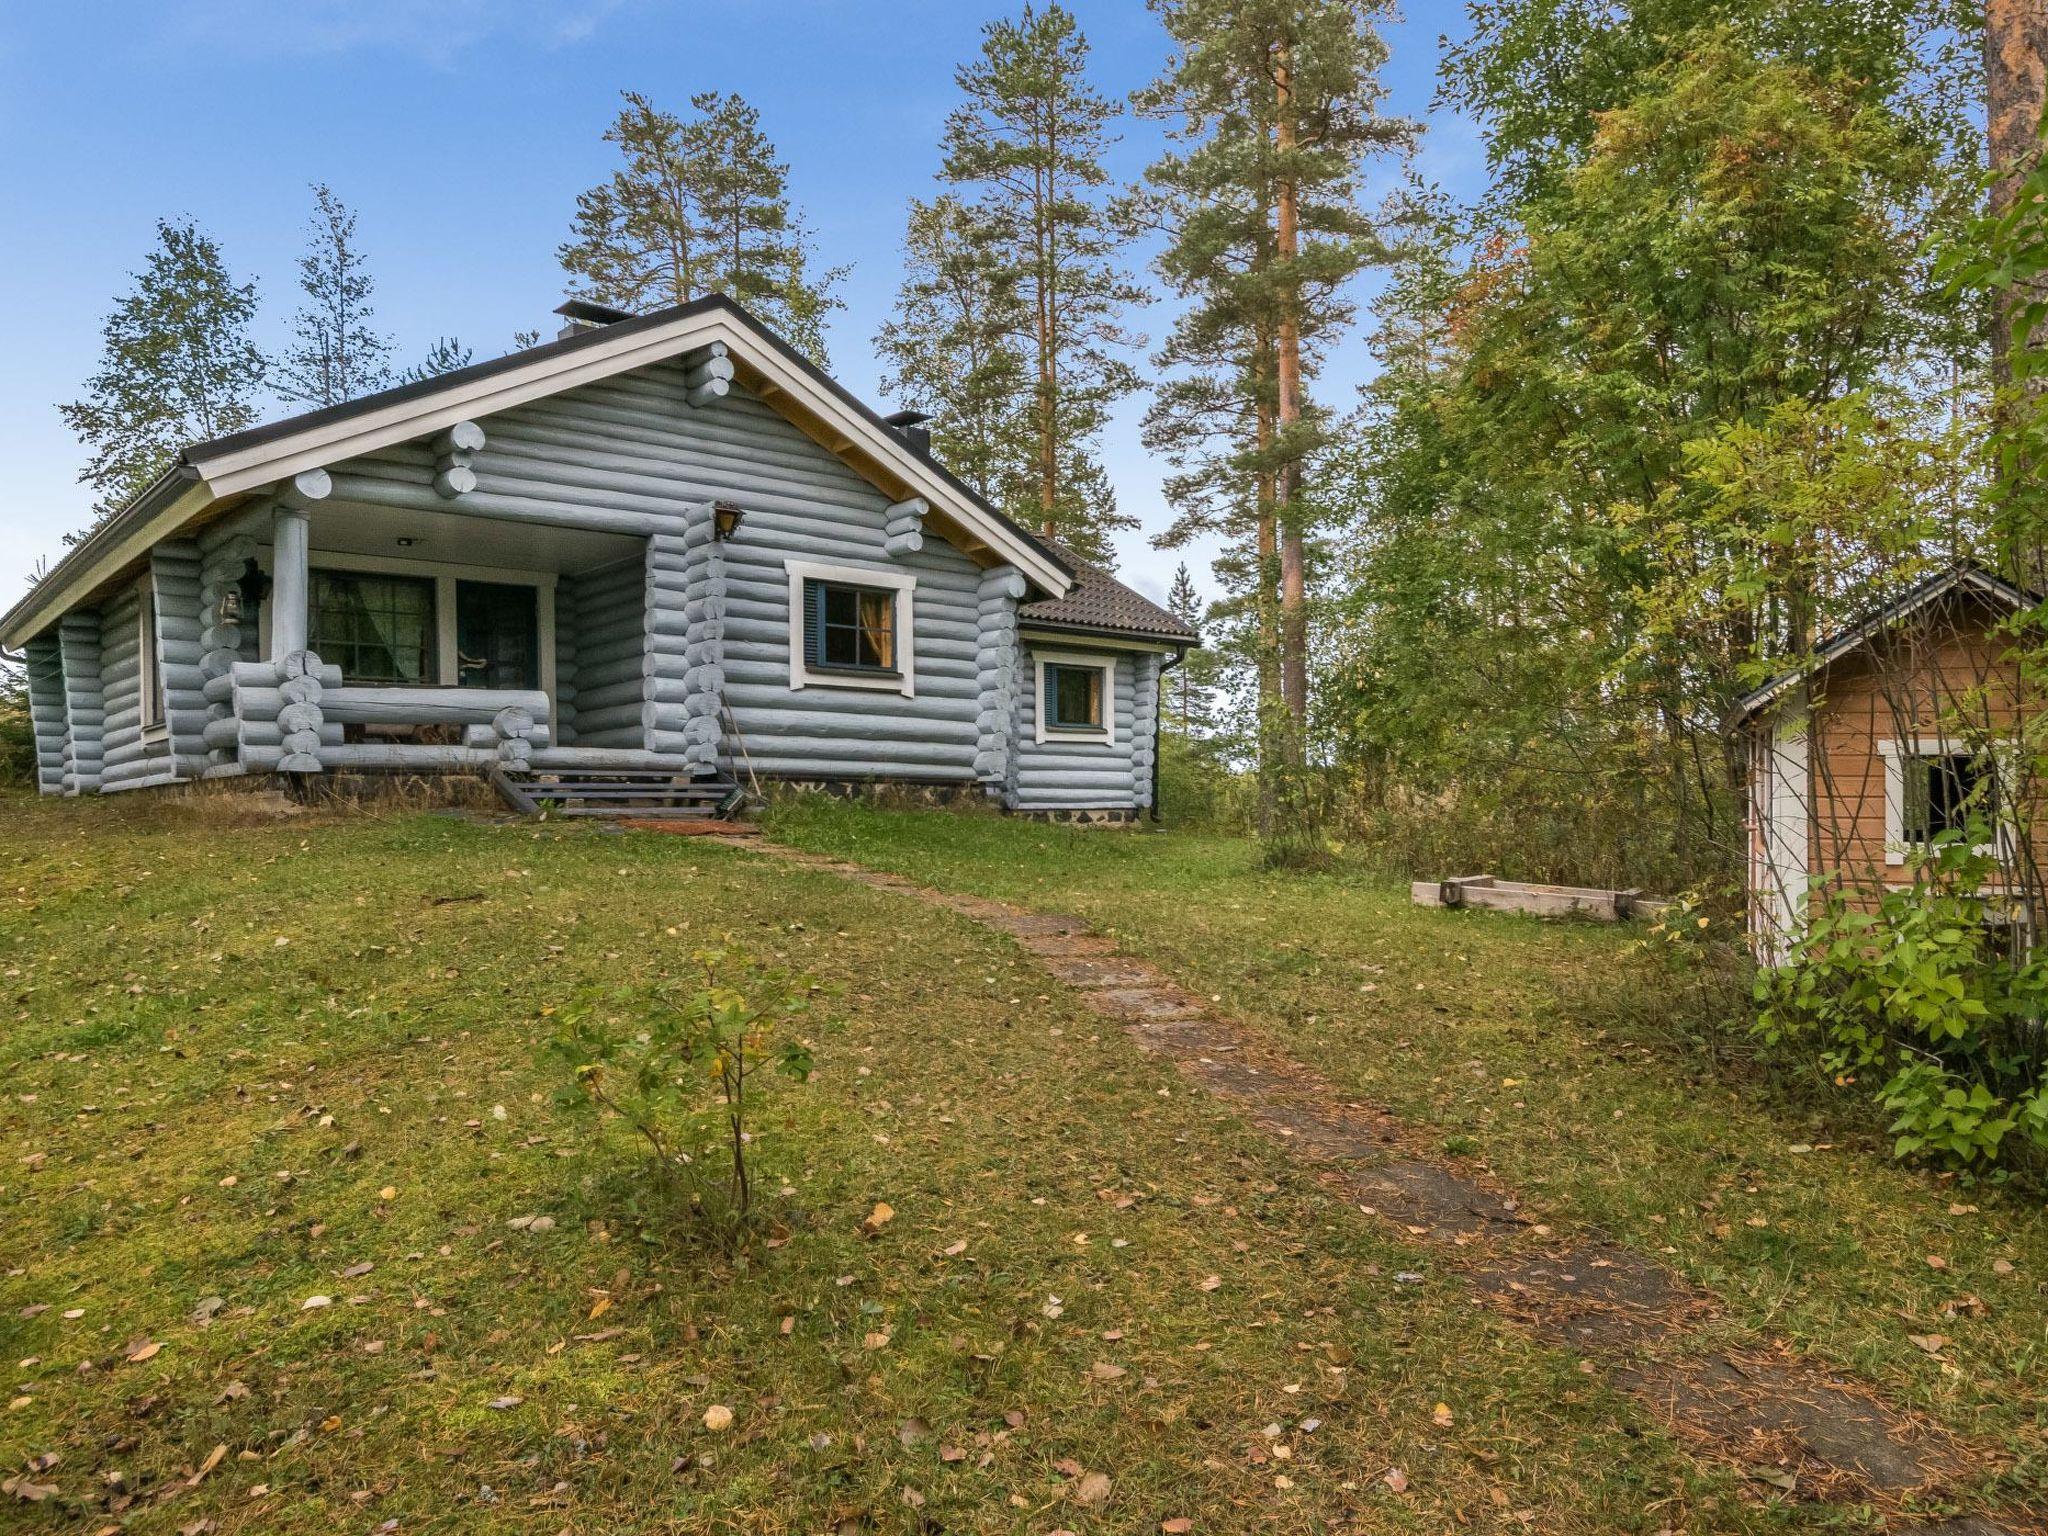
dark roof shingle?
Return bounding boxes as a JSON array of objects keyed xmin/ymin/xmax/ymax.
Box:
[{"xmin": 1018, "ymin": 544, "xmax": 1197, "ymax": 645}]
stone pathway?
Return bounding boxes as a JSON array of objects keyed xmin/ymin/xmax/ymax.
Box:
[{"xmin": 713, "ymin": 836, "xmax": 2037, "ymax": 1534}]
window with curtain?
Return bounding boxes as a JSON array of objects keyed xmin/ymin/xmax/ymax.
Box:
[
  {"xmin": 803, "ymin": 578, "xmax": 897, "ymax": 672},
  {"xmin": 308, "ymin": 571, "xmax": 437, "ymax": 684},
  {"xmin": 1044, "ymin": 662, "xmax": 1105, "ymax": 731}
]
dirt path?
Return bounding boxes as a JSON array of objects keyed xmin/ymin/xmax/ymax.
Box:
[{"xmin": 719, "ymin": 836, "xmax": 2037, "ymax": 1534}]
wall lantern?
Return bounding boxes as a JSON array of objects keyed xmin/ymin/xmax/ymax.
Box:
[{"xmin": 712, "ymin": 500, "xmax": 746, "ymax": 540}]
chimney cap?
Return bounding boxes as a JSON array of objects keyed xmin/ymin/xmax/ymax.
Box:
[
  {"xmin": 554, "ymin": 298, "xmax": 636, "ymax": 327},
  {"xmin": 882, "ymin": 409, "xmax": 933, "ymax": 428}
]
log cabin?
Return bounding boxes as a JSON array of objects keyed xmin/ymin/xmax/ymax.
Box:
[
  {"xmin": 3, "ymin": 297, "xmax": 1194, "ymax": 820},
  {"xmin": 1728, "ymin": 564, "xmax": 2043, "ymax": 959}
]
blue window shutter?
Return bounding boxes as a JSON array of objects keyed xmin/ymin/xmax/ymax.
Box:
[
  {"xmin": 803, "ymin": 580, "xmax": 823, "ymax": 666},
  {"xmin": 1043, "ymin": 665, "xmax": 1057, "ymax": 725}
]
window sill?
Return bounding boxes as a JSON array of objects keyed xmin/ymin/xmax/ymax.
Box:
[
  {"xmin": 808, "ymin": 664, "xmax": 903, "ymax": 681},
  {"xmin": 1041, "ymin": 726, "xmax": 1113, "ymax": 746},
  {"xmin": 792, "ymin": 665, "xmax": 913, "ymax": 696}
]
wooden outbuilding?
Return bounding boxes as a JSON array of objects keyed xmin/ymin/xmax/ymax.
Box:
[{"xmin": 1727, "ymin": 565, "xmax": 2044, "ymax": 960}]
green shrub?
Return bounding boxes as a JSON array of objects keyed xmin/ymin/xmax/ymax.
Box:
[
  {"xmin": 1755, "ymin": 830, "xmax": 2048, "ymax": 1172},
  {"xmin": 0, "ymin": 661, "xmax": 35, "ymax": 790},
  {"xmin": 549, "ymin": 944, "xmax": 829, "ymax": 1219}
]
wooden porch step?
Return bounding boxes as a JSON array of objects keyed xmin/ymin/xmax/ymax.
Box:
[{"xmin": 490, "ymin": 765, "xmax": 744, "ymax": 820}]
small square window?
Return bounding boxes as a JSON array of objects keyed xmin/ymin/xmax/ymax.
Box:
[
  {"xmin": 803, "ymin": 579, "xmax": 897, "ymax": 673},
  {"xmin": 1044, "ymin": 662, "xmax": 1106, "ymax": 731},
  {"xmin": 1903, "ymin": 751, "xmax": 1992, "ymax": 844}
]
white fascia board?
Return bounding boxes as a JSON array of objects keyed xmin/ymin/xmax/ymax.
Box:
[{"xmin": 1, "ymin": 479, "xmax": 214, "ymax": 650}]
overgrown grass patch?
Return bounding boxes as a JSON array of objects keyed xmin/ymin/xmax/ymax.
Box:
[{"xmin": 0, "ymin": 793, "xmax": 1836, "ymax": 1532}]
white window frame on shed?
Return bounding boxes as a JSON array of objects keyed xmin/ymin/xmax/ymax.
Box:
[
  {"xmin": 1032, "ymin": 649, "xmax": 1116, "ymax": 747},
  {"xmin": 783, "ymin": 558, "xmax": 917, "ymax": 698},
  {"xmin": 137, "ymin": 577, "xmax": 166, "ymax": 741},
  {"xmin": 1877, "ymin": 736, "xmax": 2013, "ymax": 866}
]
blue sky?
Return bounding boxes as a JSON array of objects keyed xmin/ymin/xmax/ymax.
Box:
[{"xmin": 0, "ymin": 0, "xmax": 1482, "ymax": 613}]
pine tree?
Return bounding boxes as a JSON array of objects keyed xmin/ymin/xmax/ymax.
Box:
[
  {"xmin": 938, "ymin": 3, "xmax": 1145, "ymax": 563},
  {"xmin": 559, "ymin": 90, "xmax": 843, "ymax": 364},
  {"xmin": 1139, "ymin": 0, "xmax": 1411, "ymax": 846},
  {"xmin": 875, "ymin": 195, "xmax": 1033, "ymax": 506},
  {"xmin": 58, "ymin": 218, "xmax": 264, "ymax": 529},
  {"xmin": 1163, "ymin": 561, "xmax": 1218, "ymax": 738},
  {"xmin": 273, "ymin": 184, "xmax": 392, "ymax": 407},
  {"xmin": 399, "ymin": 336, "xmax": 475, "ymax": 384}
]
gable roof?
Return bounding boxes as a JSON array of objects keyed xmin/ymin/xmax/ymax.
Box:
[
  {"xmin": 2, "ymin": 295, "xmax": 1073, "ymax": 647},
  {"xmin": 1725, "ymin": 563, "xmax": 2037, "ymax": 732},
  {"xmin": 1019, "ymin": 543, "xmax": 1198, "ymax": 647}
]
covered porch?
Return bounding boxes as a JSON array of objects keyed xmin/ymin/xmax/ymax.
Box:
[{"xmin": 183, "ymin": 450, "xmax": 721, "ymax": 785}]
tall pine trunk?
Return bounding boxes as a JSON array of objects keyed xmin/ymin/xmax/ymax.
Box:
[
  {"xmin": 1253, "ymin": 333, "xmax": 1281, "ymax": 837},
  {"xmin": 1987, "ymin": 1, "xmax": 2048, "ymax": 585},
  {"xmin": 1274, "ymin": 41, "xmax": 1310, "ymax": 751},
  {"xmin": 1989, "ymin": 0, "xmax": 2048, "ymax": 384}
]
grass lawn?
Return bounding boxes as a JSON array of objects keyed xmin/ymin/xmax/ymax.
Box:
[
  {"xmin": 762, "ymin": 797, "xmax": 2048, "ymax": 1507},
  {"xmin": 0, "ymin": 791, "xmax": 2033, "ymax": 1533}
]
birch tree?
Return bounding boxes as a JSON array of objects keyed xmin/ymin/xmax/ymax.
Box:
[{"xmin": 58, "ymin": 219, "xmax": 264, "ymax": 528}]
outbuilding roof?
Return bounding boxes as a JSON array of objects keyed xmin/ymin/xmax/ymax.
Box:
[
  {"xmin": 1019, "ymin": 543, "xmax": 1198, "ymax": 647},
  {"xmin": 1724, "ymin": 563, "xmax": 2037, "ymax": 732}
]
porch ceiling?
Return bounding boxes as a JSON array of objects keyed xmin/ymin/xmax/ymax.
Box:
[{"xmin": 304, "ymin": 500, "xmax": 644, "ymax": 575}]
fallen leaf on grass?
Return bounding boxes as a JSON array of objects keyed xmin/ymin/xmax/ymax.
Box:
[
  {"xmin": 300, "ymin": 1296, "xmax": 332, "ymax": 1311},
  {"xmin": 703, "ymin": 1404, "xmax": 734, "ymax": 1432},
  {"xmin": 191, "ymin": 1297, "xmax": 225, "ymax": 1325},
  {"xmin": 486, "ymin": 1396, "xmax": 524, "ymax": 1411},
  {"xmin": 861, "ymin": 1202, "xmax": 895, "ymax": 1237},
  {"xmin": 1907, "ymin": 1334, "xmax": 1948, "ymax": 1355},
  {"xmin": 862, "ymin": 1331, "xmax": 891, "ymax": 1351},
  {"xmin": 1432, "ymin": 1402, "xmax": 1454, "ymax": 1427},
  {"xmin": 1383, "ymin": 1467, "xmax": 1409, "ymax": 1494},
  {"xmin": 1196, "ymin": 1275, "xmax": 1222, "ymax": 1293},
  {"xmin": 1992, "ymin": 1258, "xmax": 2015, "ymax": 1276},
  {"xmin": 587, "ymin": 1296, "xmax": 612, "ymax": 1321},
  {"xmin": 187, "ymin": 1443, "xmax": 227, "ymax": 1486},
  {"xmin": 124, "ymin": 1339, "xmax": 161, "ymax": 1364},
  {"xmin": 1071, "ymin": 1471, "xmax": 1112, "ymax": 1507},
  {"xmin": 1162, "ymin": 1521, "xmax": 1194, "ymax": 1534}
]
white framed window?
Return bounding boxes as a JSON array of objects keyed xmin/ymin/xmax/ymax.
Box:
[
  {"xmin": 137, "ymin": 579, "xmax": 166, "ymax": 739},
  {"xmin": 276, "ymin": 549, "xmax": 557, "ymax": 707},
  {"xmin": 784, "ymin": 558, "xmax": 917, "ymax": 697},
  {"xmin": 1032, "ymin": 650, "xmax": 1115, "ymax": 746},
  {"xmin": 1878, "ymin": 737, "xmax": 2010, "ymax": 865}
]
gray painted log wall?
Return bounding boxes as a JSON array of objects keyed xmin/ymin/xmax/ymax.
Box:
[
  {"xmin": 58, "ymin": 610, "xmax": 104, "ymax": 796},
  {"xmin": 552, "ymin": 577, "xmax": 581, "ymax": 746},
  {"xmin": 1009, "ymin": 648, "xmax": 1140, "ymax": 810},
  {"xmin": 566, "ymin": 555, "xmax": 645, "ymax": 749},
  {"xmin": 26, "ymin": 634, "xmax": 65, "ymax": 795},
  {"xmin": 153, "ymin": 540, "xmax": 209, "ymax": 770},
  {"xmin": 333, "ymin": 362, "xmax": 998, "ymax": 784}
]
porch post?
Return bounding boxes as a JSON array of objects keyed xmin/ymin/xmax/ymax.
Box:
[{"xmin": 269, "ymin": 469, "xmax": 330, "ymax": 659}]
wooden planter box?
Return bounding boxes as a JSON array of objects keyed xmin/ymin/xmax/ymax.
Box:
[{"xmin": 1411, "ymin": 874, "xmax": 1666, "ymax": 922}]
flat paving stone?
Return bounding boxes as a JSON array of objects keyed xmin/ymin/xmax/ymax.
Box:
[
  {"xmin": 1090, "ymin": 985, "xmax": 1207, "ymax": 1018},
  {"xmin": 1043, "ymin": 956, "xmax": 1161, "ymax": 988},
  {"xmin": 1613, "ymin": 1354, "xmax": 1962, "ymax": 1495}
]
